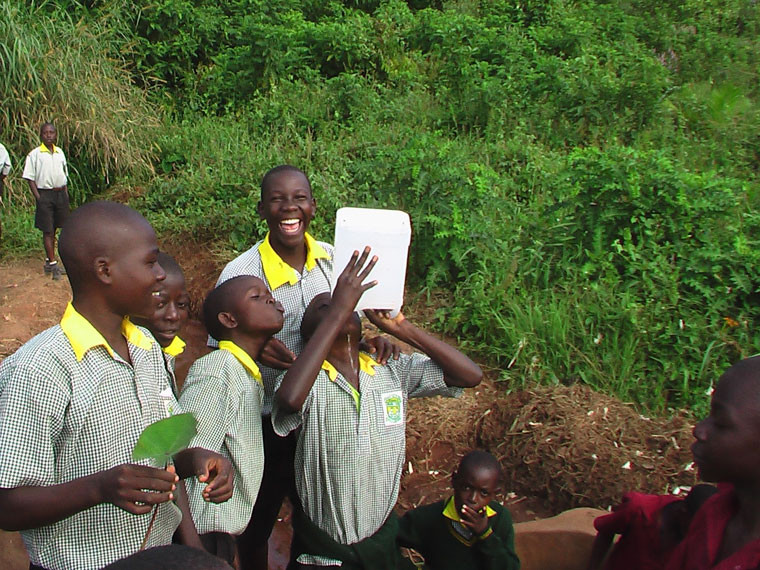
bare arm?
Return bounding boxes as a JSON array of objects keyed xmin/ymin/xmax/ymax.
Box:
[
  {"xmin": 173, "ymin": 481, "xmax": 203, "ymax": 548},
  {"xmin": 276, "ymin": 248, "xmax": 377, "ymax": 413},
  {"xmin": 364, "ymin": 311, "xmax": 482, "ymax": 387},
  {"xmin": 0, "ymin": 464, "xmax": 178, "ymax": 531},
  {"xmin": 25, "ymin": 178, "xmax": 40, "ymax": 200}
]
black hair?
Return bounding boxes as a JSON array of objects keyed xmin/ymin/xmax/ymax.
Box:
[
  {"xmin": 458, "ymin": 450, "xmax": 503, "ymax": 480},
  {"xmin": 58, "ymin": 201, "xmax": 152, "ymax": 292},
  {"xmin": 260, "ymin": 164, "xmax": 311, "ymax": 201},
  {"xmin": 300, "ymin": 292, "xmax": 330, "ymax": 342},
  {"xmin": 203, "ymin": 276, "xmax": 250, "ymax": 342},
  {"xmin": 103, "ymin": 544, "xmax": 232, "ymax": 569},
  {"xmin": 157, "ymin": 252, "xmax": 185, "ymax": 281},
  {"xmin": 40, "ymin": 121, "xmax": 55, "ymax": 134}
]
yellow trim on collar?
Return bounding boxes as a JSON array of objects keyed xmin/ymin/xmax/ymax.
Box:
[
  {"xmin": 320, "ymin": 353, "xmax": 379, "ymax": 381},
  {"xmin": 40, "ymin": 143, "xmax": 58, "ymax": 154},
  {"xmin": 258, "ymin": 232, "xmax": 330, "ymax": 291},
  {"xmin": 218, "ymin": 340, "xmax": 262, "ymax": 384},
  {"xmin": 61, "ymin": 303, "xmax": 153, "ymax": 361},
  {"xmin": 163, "ymin": 335, "xmax": 186, "ymax": 357},
  {"xmin": 442, "ymin": 496, "xmax": 497, "ymax": 521},
  {"xmin": 320, "ymin": 356, "xmax": 375, "ymax": 410}
]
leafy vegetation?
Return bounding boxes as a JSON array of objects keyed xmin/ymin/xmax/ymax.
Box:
[{"xmin": 2, "ymin": 0, "xmax": 759, "ymax": 413}]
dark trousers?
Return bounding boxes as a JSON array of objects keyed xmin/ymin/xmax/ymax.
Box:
[{"xmin": 236, "ymin": 414, "xmax": 298, "ymax": 569}]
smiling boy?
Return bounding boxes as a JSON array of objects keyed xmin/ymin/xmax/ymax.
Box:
[
  {"xmin": 664, "ymin": 356, "xmax": 760, "ymax": 570},
  {"xmin": 132, "ymin": 252, "xmax": 191, "ymax": 362},
  {"xmin": 397, "ymin": 450, "xmax": 520, "ymax": 570},
  {"xmin": 0, "ymin": 201, "xmax": 233, "ymax": 570}
]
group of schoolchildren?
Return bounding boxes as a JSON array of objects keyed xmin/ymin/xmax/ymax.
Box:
[{"xmin": 1, "ymin": 155, "xmax": 760, "ymax": 570}]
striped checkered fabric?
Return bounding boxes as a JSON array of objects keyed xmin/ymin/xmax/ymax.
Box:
[
  {"xmin": 273, "ymin": 352, "xmax": 462, "ymax": 565},
  {"xmin": 211, "ymin": 239, "xmax": 334, "ymax": 414},
  {"xmin": 0, "ymin": 321, "xmax": 181, "ymax": 570},
  {"xmin": 180, "ymin": 349, "xmax": 265, "ymax": 535}
]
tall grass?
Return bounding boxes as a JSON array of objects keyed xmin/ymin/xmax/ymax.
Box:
[{"xmin": 0, "ymin": 1, "xmax": 160, "ymax": 199}]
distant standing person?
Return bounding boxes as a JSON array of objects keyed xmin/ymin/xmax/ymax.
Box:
[
  {"xmin": 23, "ymin": 122, "xmax": 69, "ymax": 280},
  {"xmin": 0, "ymin": 139, "xmax": 11, "ymax": 242}
]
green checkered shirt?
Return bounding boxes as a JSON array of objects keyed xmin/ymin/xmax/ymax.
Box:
[
  {"xmin": 212, "ymin": 236, "xmax": 334, "ymax": 414},
  {"xmin": 179, "ymin": 342, "xmax": 265, "ymax": 535},
  {"xmin": 273, "ymin": 352, "xmax": 461, "ymax": 566},
  {"xmin": 0, "ymin": 304, "xmax": 182, "ymax": 570}
]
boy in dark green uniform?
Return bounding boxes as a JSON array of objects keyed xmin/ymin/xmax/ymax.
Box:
[{"xmin": 398, "ymin": 450, "xmax": 520, "ymax": 570}]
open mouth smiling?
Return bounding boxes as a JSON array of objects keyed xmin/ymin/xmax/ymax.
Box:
[{"xmin": 279, "ymin": 218, "xmax": 302, "ymax": 234}]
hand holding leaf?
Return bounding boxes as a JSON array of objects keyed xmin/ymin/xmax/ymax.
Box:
[{"xmin": 132, "ymin": 413, "xmax": 198, "ymax": 464}]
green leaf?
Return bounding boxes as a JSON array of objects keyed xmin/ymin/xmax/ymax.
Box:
[{"xmin": 132, "ymin": 413, "xmax": 197, "ymax": 464}]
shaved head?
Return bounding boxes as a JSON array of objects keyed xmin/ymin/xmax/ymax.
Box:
[
  {"xmin": 59, "ymin": 201, "xmax": 156, "ymax": 293},
  {"xmin": 717, "ymin": 356, "xmax": 760, "ymax": 413},
  {"xmin": 458, "ymin": 450, "xmax": 502, "ymax": 480}
]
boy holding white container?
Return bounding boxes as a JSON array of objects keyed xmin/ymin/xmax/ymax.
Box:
[{"xmin": 274, "ymin": 248, "xmax": 483, "ymax": 569}]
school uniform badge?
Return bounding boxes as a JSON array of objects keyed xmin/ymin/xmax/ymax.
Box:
[{"xmin": 382, "ymin": 391, "xmax": 404, "ymax": 426}]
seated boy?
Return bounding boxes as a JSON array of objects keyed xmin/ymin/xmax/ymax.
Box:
[
  {"xmin": 664, "ymin": 356, "xmax": 760, "ymax": 570},
  {"xmin": 214, "ymin": 165, "xmax": 396, "ymax": 569},
  {"xmin": 0, "ymin": 201, "xmax": 233, "ymax": 570},
  {"xmin": 180, "ymin": 275, "xmax": 285, "ymax": 566},
  {"xmin": 397, "ymin": 450, "xmax": 520, "ymax": 570},
  {"xmin": 273, "ymin": 249, "xmax": 483, "ymax": 569},
  {"xmin": 588, "ymin": 484, "xmax": 717, "ymax": 570}
]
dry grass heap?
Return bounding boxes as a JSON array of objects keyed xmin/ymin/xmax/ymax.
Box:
[{"xmin": 407, "ymin": 381, "xmax": 698, "ymax": 512}]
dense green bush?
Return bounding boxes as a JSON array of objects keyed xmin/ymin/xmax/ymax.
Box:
[{"xmin": 3, "ymin": 0, "xmax": 759, "ymax": 413}]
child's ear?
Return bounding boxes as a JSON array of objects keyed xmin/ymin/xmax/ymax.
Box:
[
  {"xmin": 257, "ymin": 200, "xmax": 264, "ymax": 220},
  {"xmin": 217, "ymin": 311, "xmax": 238, "ymax": 330},
  {"xmin": 451, "ymin": 470, "xmax": 460, "ymax": 489},
  {"xmin": 311, "ymin": 197, "xmax": 317, "ymax": 219},
  {"xmin": 94, "ymin": 256, "xmax": 111, "ymax": 284}
]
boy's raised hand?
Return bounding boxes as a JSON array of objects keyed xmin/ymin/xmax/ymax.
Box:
[
  {"xmin": 97, "ymin": 463, "xmax": 178, "ymax": 515},
  {"xmin": 364, "ymin": 309, "xmax": 407, "ymax": 338},
  {"xmin": 361, "ymin": 335, "xmax": 401, "ymax": 364},
  {"xmin": 331, "ymin": 247, "xmax": 378, "ymax": 316}
]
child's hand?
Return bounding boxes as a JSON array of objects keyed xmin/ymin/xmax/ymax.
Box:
[
  {"xmin": 459, "ymin": 504, "xmax": 490, "ymax": 536},
  {"xmin": 360, "ymin": 334, "xmax": 401, "ymax": 364},
  {"xmin": 97, "ymin": 463, "xmax": 178, "ymax": 515},
  {"xmin": 364, "ymin": 309, "xmax": 407, "ymax": 338},
  {"xmin": 259, "ymin": 337, "xmax": 296, "ymax": 369},
  {"xmin": 331, "ymin": 247, "xmax": 378, "ymax": 315},
  {"xmin": 188, "ymin": 448, "xmax": 234, "ymax": 503}
]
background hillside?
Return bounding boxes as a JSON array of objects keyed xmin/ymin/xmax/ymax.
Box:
[{"xmin": 1, "ymin": 0, "xmax": 759, "ymax": 413}]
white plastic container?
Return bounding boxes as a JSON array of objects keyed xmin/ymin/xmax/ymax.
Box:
[{"xmin": 331, "ymin": 207, "xmax": 412, "ymax": 313}]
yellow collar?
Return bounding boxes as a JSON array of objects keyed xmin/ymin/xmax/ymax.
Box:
[
  {"xmin": 321, "ymin": 353, "xmax": 379, "ymax": 381},
  {"xmin": 61, "ymin": 303, "xmax": 154, "ymax": 361},
  {"xmin": 442, "ymin": 496, "xmax": 497, "ymax": 521},
  {"xmin": 163, "ymin": 335, "xmax": 186, "ymax": 357},
  {"xmin": 258, "ymin": 231, "xmax": 330, "ymax": 291},
  {"xmin": 218, "ymin": 340, "xmax": 262, "ymax": 384},
  {"xmin": 40, "ymin": 143, "xmax": 57, "ymax": 154}
]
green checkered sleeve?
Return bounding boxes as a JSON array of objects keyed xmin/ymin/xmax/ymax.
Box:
[{"xmin": 0, "ymin": 359, "xmax": 68, "ymax": 487}]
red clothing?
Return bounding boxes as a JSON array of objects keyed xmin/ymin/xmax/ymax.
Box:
[
  {"xmin": 665, "ymin": 488, "xmax": 760, "ymax": 570},
  {"xmin": 594, "ymin": 492, "xmax": 682, "ymax": 570}
]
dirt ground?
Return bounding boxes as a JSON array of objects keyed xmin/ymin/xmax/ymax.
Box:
[{"xmin": 0, "ymin": 255, "xmax": 700, "ymax": 569}]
